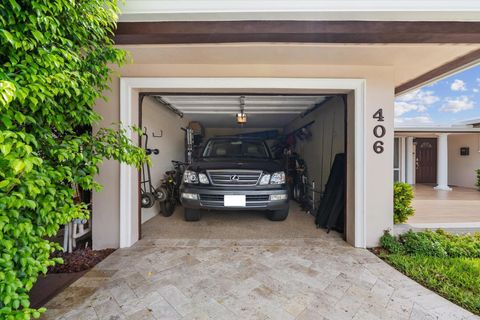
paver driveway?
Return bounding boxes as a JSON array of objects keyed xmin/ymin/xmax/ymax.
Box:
[{"xmin": 42, "ymin": 205, "xmax": 477, "ymax": 319}]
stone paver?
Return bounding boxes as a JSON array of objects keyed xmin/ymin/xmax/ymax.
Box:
[{"xmin": 42, "ymin": 236, "xmax": 478, "ymax": 320}]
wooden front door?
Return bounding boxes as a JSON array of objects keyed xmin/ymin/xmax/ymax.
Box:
[{"xmin": 415, "ymin": 138, "xmax": 437, "ymax": 183}]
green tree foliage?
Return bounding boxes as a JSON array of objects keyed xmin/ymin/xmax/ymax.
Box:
[
  {"xmin": 0, "ymin": 1, "xmax": 147, "ymax": 318},
  {"xmin": 393, "ymin": 182, "xmax": 415, "ymax": 224}
]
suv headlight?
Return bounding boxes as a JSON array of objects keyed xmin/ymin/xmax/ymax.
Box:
[
  {"xmin": 259, "ymin": 174, "xmax": 271, "ymax": 185},
  {"xmin": 198, "ymin": 173, "xmax": 209, "ymax": 184},
  {"xmin": 270, "ymin": 171, "xmax": 286, "ymax": 184},
  {"xmin": 183, "ymin": 170, "xmax": 198, "ymax": 184}
]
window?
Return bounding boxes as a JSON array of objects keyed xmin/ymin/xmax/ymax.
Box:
[
  {"xmin": 203, "ymin": 139, "xmax": 270, "ymax": 159},
  {"xmin": 394, "ymin": 137, "xmax": 400, "ymax": 182}
]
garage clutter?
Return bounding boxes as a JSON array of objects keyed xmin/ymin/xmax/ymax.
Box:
[
  {"xmin": 140, "ymin": 94, "xmax": 346, "ymax": 235},
  {"xmin": 141, "ymin": 121, "xmax": 205, "ymax": 216}
]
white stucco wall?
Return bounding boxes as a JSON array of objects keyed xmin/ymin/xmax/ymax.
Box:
[
  {"xmin": 92, "ymin": 51, "xmax": 394, "ymax": 249},
  {"xmin": 140, "ymin": 97, "xmax": 190, "ymax": 223},
  {"xmin": 449, "ymin": 134, "xmax": 480, "ymax": 188}
]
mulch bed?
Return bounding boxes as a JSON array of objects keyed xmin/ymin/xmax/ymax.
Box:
[
  {"xmin": 48, "ymin": 248, "xmax": 115, "ymax": 273},
  {"xmin": 30, "ymin": 248, "xmax": 115, "ymax": 308},
  {"xmin": 369, "ymin": 247, "xmax": 388, "ymax": 256}
]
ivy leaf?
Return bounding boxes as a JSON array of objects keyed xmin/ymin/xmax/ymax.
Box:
[
  {"xmin": 11, "ymin": 159, "xmax": 25, "ymax": 174},
  {"xmin": 31, "ymin": 30, "xmax": 44, "ymax": 43},
  {"xmin": 7, "ymin": 0, "xmax": 21, "ymax": 12},
  {"xmin": 1, "ymin": 115, "xmax": 13, "ymax": 128},
  {"xmin": 0, "ymin": 180, "xmax": 9, "ymax": 189},
  {"xmin": 0, "ymin": 29, "xmax": 14, "ymax": 44},
  {"xmin": 0, "ymin": 144, "xmax": 11, "ymax": 155},
  {"xmin": 14, "ymin": 112, "xmax": 25, "ymax": 125}
]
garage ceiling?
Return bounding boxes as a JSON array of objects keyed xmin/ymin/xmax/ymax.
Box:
[
  {"xmin": 122, "ymin": 44, "xmax": 480, "ymax": 89},
  {"xmin": 153, "ymin": 95, "xmax": 330, "ymax": 127}
]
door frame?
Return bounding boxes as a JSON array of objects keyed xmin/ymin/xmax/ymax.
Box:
[{"xmin": 119, "ymin": 77, "xmax": 367, "ymax": 248}]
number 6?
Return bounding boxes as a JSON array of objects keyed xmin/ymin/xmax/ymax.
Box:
[{"xmin": 373, "ymin": 141, "xmax": 384, "ymax": 154}]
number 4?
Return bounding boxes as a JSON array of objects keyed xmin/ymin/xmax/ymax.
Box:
[{"xmin": 373, "ymin": 108, "xmax": 384, "ymax": 122}]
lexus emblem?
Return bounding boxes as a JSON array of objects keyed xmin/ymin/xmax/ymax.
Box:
[{"xmin": 230, "ymin": 175, "xmax": 240, "ymax": 181}]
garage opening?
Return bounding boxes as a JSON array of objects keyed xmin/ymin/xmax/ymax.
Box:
[{"xmin": 138, "ymin": 93, "xmax": 347, "ymax": 241}]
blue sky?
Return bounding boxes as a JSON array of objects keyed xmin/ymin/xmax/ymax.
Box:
[{"xmin": 395, "ymin": 65, "xmax": 480, "ymax": 126}]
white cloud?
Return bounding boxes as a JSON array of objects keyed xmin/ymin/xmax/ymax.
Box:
[
  {"xmin": 440, "ymin": 96, "xmax": 474, "ymax": 113},
  {"xmin": 395, "ymin": 116, "xmax": 434, "ymax": 126},
  {"xmin": 394, "ymin": 102, "xmax": 422, "ymax": 116},
  {"xmin": 475, "ymin": 78, "xmax": 480, "ymax": 93},
  {"xmin": 395, "ymin": 89, "xmax": 439, "ymax": 116},
  {"xmin": 450, "ymin": 79, "xmax": 467, "ymax": 91}
]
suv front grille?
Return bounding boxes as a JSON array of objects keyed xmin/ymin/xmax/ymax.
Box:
[
  {"xmin": 199, "ymin": 194, "xmax": 269, "ymax": 202},
  {"xmin": 198, "ymin": 194, "xmax": 270, "ymax": 208},
  {"xmin": 206, "ymin": 170, "xmax": 262, "ymax": 186},
  {"xmin": 199, "ymin": 194, "xmax": 224, "ymax": 201}
]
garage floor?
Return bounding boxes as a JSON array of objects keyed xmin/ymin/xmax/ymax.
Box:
[
  {"xmin": 42, "ymin": 205, "xmax": 476, "ymax": 320},
  {"xmin": 142, "ymin": 202, "xmax": 325, "ymax": 240}
]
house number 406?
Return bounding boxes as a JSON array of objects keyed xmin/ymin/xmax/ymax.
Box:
[{"xmin": 372, "ymin": 108, "xmax": 386, "ymax": 154}]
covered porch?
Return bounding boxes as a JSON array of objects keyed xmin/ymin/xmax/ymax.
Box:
[
  {"xmin": 394, "ymin": 126, "xmax": 480, "ymax": 191},
  {"xmin": 394, "ymin": 124, "xmax": 480, "ymax": 233},
  {"xmin": 395, "ymin": 184, "xmax": 480, "ymax": 234}
]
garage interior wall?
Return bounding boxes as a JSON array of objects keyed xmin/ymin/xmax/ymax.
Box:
[
  {"xmin": 284, "ymin": 96, "xmax": 345, "ymax": 193},
  {"xmin": 141, "ymin": 97, "xmax": 189, "ymax": 223},
  {"xmin": 448, "ymin": 134, "xmax": 480, "ymax": 188}
]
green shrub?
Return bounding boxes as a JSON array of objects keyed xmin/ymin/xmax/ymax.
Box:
[
  {"xmin": 400, "ymin": 230, "xmax": 448, "ymax": 257},
  {"xmin": 380, "ymin": 231, "xmax": 405, "ymax": 254},
  {"xmin": 0, "ymin": 1, "xmax": 148, "ymax": 318},
  {"xmin": 476, "ymin": 169, "xmax": 480, "ymax": 191},
  {"xmin": 393, "ymin": 182, "xmax": 415, "ymax": 224},
  {"xmin": 380, "ymin": 230, "xmax": 480, "ymax": 258}
]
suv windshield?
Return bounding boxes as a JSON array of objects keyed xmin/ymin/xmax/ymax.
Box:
[{"xmin": 202, "ymin": 139, "xmax": 271, "ymax": 159}]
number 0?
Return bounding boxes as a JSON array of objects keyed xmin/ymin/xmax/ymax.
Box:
[
  {"xmin": 373, "ymin": 108, "xmax": 384, "ymax": 122},
  {"xmin": 373, "ymin": 125, "xmax": 386, "ymax": 138},
  {"xmin": 373, "ymin": 141, "xmax": 384, "ymax": 154}
]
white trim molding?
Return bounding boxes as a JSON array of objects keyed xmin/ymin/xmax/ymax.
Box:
[
  {"xmin": 118, "ymin": 1, "xmax": 480, "ymax": 22},
  {"xmin": 119, "ymin": 80, "xmax": 133, "ymax": 248},
  {"xmin": 119, "ymin": 77, "xmax": 367, "ymax": 248}
]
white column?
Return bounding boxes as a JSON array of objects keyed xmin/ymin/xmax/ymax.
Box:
[
  {"xmin": 399, "ymin": 137, "xmax": 406, "ymax": 182},
  {"xmin": 434, "ymin": 133, "xmax": 452, "ymax": 191},
  {"xmin": 405, "ymin": 137, "xmax": 414, "ymax": 185}
]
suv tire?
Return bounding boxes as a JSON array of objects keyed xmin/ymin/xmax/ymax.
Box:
[
  {"xmin": 160, "ymin": 198, "xmax": 176, "ymax": 217},
  {"xmin": 184, "ymin": 208, "xmax": 201, "ymax": 221},
  {"xmin": 268, "ymin": 208, "xmax": 289, "ymax": 221}
]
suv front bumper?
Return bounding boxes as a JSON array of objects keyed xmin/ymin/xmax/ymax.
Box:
[{"xmin": 180, "ymin": 186, "xmax": 289, "ymax": 211}]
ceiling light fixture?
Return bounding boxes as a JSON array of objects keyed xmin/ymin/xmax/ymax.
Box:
[{"xmin": 236, "ymin": 96, "xmax": 247, "ymax": 124}]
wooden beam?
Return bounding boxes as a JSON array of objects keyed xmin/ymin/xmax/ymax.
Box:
[
  {"xmin": 395, "ymin": 49, "xmax": 480, "ymax": 95},
  {"xmin": 114, "ymin": 21, "xmax": 480, "ymax": 45}
]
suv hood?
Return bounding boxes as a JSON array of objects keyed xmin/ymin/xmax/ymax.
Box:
[{"xmin": 188, "ymin": 158, "xmax": 283, "ymax": 173}]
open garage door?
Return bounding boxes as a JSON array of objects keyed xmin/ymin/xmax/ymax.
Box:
[{"xmin": 139, "ymin": 93, "xmax": 347, "ymax": 242}]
